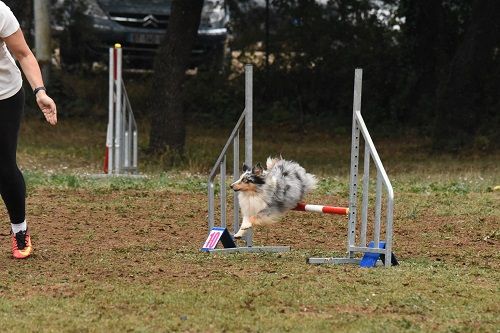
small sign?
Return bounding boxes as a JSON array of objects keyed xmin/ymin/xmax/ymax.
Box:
[{"xmin": 201, "ymin": 227, "xmax": 236, "ymax": 252}]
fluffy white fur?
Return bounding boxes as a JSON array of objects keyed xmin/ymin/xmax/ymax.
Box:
[{"xmin": 230, "ymin": 156, "xmax": 317, "ymax": 239}]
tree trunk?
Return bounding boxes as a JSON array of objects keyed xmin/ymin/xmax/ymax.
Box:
[
  {"xmin": 148, "ymin": 0, "xmax": 204, "ymax": 156},
  {"xmin": 433, "ymin": 0, "xmax": 500, "ymax": 151},
  {"xmin": 34, "ymin": 0, "xmax": 51, "ymax": 84}
]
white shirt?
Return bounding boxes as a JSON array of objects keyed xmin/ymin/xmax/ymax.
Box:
[{"xmin": 0, "ymin": 1, "xmax": 22, "ymax": 100}]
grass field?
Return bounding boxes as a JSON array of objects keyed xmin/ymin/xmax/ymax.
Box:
[{"xmin": 0, "ymin": 118, "xmax": 498, "ymax": 332}]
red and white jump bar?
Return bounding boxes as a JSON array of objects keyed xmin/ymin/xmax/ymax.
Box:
[{"xmin": 293, "ymin": 203, "xmax": 349, "ymax": 215}]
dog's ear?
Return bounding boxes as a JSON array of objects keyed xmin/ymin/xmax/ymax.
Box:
[
  {"xmin": 252, "ymin": 163, "xmax": 263, "ymax": 176},
  {"xmin": 242, "ymin": 164, "xmax": 250, "ymax": 172}
]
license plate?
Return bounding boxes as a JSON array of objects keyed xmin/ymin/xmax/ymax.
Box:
[{"xmin": 128, "ymin": 33, "xmax": 163, "ymax": 45}]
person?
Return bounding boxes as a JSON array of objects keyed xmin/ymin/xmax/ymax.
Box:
[{"xmin": 0, "ymin": 1, "xmax": 57, "ymax": 259}]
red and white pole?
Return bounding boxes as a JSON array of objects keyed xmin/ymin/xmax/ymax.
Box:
[{"xmin": 293, "ymin": 203, "xmax": 349, "ymax": 215}]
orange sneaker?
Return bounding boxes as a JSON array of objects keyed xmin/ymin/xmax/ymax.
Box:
[{"xmin": 12, "ymin": 230, "xmax": 32, "ymax": 259}]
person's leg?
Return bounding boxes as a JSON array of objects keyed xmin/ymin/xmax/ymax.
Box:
[{"xmin": 0, "ymin": 88, "xmax": 31, "ymax": 258}]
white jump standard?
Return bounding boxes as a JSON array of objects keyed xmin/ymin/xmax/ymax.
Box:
[{"xmin": 308, "ymin": 69, "xmax": 398, "ymax": 267}]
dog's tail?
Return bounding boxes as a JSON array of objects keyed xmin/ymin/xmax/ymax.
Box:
[
  {"xmin": 269, "ymin": 158, "xmax": 317, "ymax": 201},
  {"xmin": 302, "ymin": 171, "xmax": 317, "ymax": 195}
]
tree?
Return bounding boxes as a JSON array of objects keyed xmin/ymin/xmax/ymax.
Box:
[
  {"xmin": 148, "ymin": 0, "xmax": 204, "ymax": 157},
  {"xmin": 433, "ymin": 0, "xmax": 500, "ymax": 151},
  {"xmin": 34, "ymin": 0, "xmax": 52, "ymax": 83}
]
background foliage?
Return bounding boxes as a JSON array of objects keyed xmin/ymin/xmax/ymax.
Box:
[
  {"xmin": 7, "ymin": 0, "xmax": 500, "ymax": 151},
  {"xmin": 186, "ymin": 0, "xmax": 499, "ymax": 151}
]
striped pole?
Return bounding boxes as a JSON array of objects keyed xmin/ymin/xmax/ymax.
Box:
[{"xmin": 293, "ymin": 203, "xmax": 349, "ymax": 216}]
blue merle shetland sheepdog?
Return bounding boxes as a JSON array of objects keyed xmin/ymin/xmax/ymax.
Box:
[{"xmin": 230, "ymin": 157, "xmax": 317, "ymax": 239}]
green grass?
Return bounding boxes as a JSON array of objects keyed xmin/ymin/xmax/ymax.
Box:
[
  {"xmin": 18, "ymin": 118, "xmax": 500, "ymax": 177},
  {"xmin": 1, "ymin": 117, "xmax": 498, "ymax": 332},
  {"xmin": 0, "ymin": 254, "xmax": 498, "ymax": 332},
  {"xmin": 23, "ymin": 171, "xmax": 208, "ymax": 193}
]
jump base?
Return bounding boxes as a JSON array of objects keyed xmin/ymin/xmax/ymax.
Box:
[
  {"xmin": 208, "ymin": 246, "xmax": 291, "ymax": 254},
  {"xmin": 308, "ymin": 257, "xmax": 360, "ymax": 265}
]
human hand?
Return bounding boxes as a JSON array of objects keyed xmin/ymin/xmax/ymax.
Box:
[{"xmin": 36, "ymin": 91, "xmax": 57, "ymax": 125}]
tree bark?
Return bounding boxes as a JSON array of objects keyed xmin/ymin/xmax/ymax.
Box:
[
  {"xmin": 34, "ymin": 0, "xmax": 51, "ymax": 84},
  {"xmin": 148, "ymin": 0, "xmax": 204, "ymax": 156},
  {"xmin": 433, "ymin": 0, "xmax": 500, "ymax": 151}
]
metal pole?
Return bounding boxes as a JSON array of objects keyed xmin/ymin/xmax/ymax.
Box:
[
  {"xmin": 128, "ymin": 110, "xmax": 133, "ymax": 168},
  {"xmin": 347, "ymin": 69, "xmax": 362, "ymax": 255},
  {"xmin": 107, "ymin": 47, "xmax": 114, "ymax": 174},
  {"xmin": 220, "ymin": 156, "xmax": 227, "ymax": 228},
  {"xmin": 124, "ymin": 110, "xmax": 130, "ymax": 168},
  {"xmin": 121, "ymin": 93, "xmax": 126, "ymax": 170},
  {"xmin": 114, "ymin": 44, "xmax": 122, "ymax": 173},
  {"xmin": 244, "ymin": 64, "xmax": 253, "ymax": 247},
  {"xmin": 34, "ymin": 0, "xmax": 51, "ymax": 83},
  {"xmin": 127, "ymin": 110, "xmax": 134, "ymax": 166},
  {"xmin": 385, "ymin": 196, "xmax": 394, "ymax": 267},
  {"xmin": 374, "ymin": 171, "xmax": 382, "ymax": 246},
  {"xmin": 124, "ymin": 90, "xmax": 138, "ymax": 171},
  {"xmin": 244, "ymin": 64, "xmax": 253, "ymax": 167},
  {"xmin": 360, "ymin": 144, "xmax": 370, "ymax": 247},
  {"xmin": 233, "ymin": 131, "xmax": 240, "ymax": 235},
  {"xmin": 133, "ymin": 129, "xmax": 138, "ymax": 169},
  {"xmin": 208, "ymin": 181, "xmax": 215, "ymax": 232}
]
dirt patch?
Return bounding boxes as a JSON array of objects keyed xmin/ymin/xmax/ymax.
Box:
[{"xmin": 0, "ymin": 187, "xmax": 497, "ymax": 296}]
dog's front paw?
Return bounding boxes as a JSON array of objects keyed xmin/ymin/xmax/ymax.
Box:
[{"xmin": 234, "ymin": 228, "xmax": 249, "ymax": 239}]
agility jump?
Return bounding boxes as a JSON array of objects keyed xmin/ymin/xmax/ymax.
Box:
[
  {"xmin": 104, "ymin": 43, "xmax": 138, "ymax": 175},
  {"xmin": 203, "ymin": 65, "xmax": 397, "ymax": 267}
]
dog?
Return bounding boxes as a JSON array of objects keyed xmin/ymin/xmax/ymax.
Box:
[{"xmin": 230, "ymin": 157, "xmax": 317, "ymax": 239}]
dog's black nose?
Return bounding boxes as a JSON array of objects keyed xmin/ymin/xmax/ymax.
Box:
[{"xmin": 230, "ymin": 184, "xmax": 233, "ymax": 189}]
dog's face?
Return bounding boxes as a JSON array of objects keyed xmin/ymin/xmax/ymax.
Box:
[{"xmin": 230, "ymin": 163, "xmax": 265, "ymax": 192}]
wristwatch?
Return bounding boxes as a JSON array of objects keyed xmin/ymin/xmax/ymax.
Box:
[{"xmin": 33, "ymin": 86, "xmax": 46, "ymax": 96}]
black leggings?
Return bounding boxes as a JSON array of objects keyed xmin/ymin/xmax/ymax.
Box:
[{"xmin": 0, "ymin": 88, "xmax": 26, "ymax": 225}]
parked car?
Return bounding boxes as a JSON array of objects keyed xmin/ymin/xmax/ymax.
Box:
[{"xmin": 54, "ymin": 0, "xmax": 230, "ymax": 69}]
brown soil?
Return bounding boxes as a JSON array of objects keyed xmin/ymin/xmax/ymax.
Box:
[{"xmin": 0, "ymin": 188, "xmax": 497, "ymax": 297}]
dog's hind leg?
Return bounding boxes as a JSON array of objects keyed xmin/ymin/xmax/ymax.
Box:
[
  {"xmin": 234, "ymin": 212, "xmax": 280, "ymax": 239},
  {"xmin": 252, "ymin": 208, "xmax": 282, "ymax": 226}
]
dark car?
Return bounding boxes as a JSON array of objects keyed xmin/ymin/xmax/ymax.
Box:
[{"xmin": 55, "ymin": 0, "xmax": 229, "ymax": 69}]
